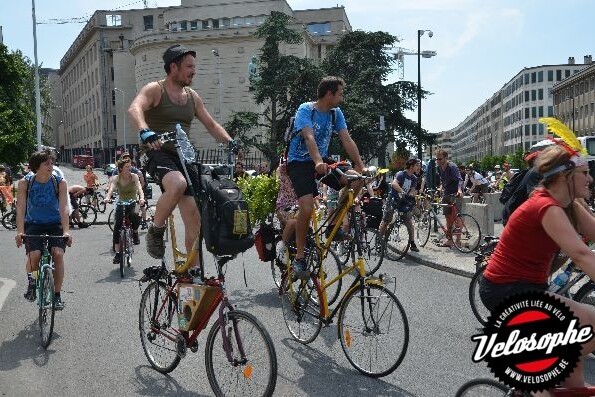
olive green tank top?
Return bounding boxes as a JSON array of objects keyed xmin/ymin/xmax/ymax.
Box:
[
  {"xmin": 144, "ymin": 80, "xmax": 195, "ymax": 134},
  {"xmin": 117, "ymin": 176, "xmax": 137, "ymax": 201}
]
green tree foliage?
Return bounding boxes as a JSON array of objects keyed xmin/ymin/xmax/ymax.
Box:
[
  {"xmin": 321, "ymin": 31, "xmax": 423, "ymax": 163},
  {"xmin": 0, "ymin": 44, "xmax": 53, "ymax": 166},
  {"xmin": 225, "ymin": 11, "xmax": 322, "ymax": 164},
  {"xmin": 236, "ymin": 174, "xmax": 279, "ymax": 226}
]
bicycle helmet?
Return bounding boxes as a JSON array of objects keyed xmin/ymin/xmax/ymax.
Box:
[{"xmin": 405, "ymin": 158, "xmax": 420, "ymax": 168}]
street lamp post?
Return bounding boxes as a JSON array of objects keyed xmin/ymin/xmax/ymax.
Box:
[
  {"xmin": 417, "ymin": 29, "xmax": 434, "ymax": 160},
  {"xmin": 31, "ymin": 0, "xmax": 42, "ymax": 150},
  {"xmin": 212, "ymin": 49, "xmax": 222, "ymax": 123},
  {"xmin": 114, "ymin": 88, "xmax": 126, "ymax": 153}
]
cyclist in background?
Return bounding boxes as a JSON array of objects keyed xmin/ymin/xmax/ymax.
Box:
[
  {"xmin": 378, "ymin": 159, "xmax": 420, "ymax": 252},
  {"xmin": 463, "ymin": 165, "xmax": 490, "ymax": 202},
  {"xmin": 15, "ymin": 150, "xmax": 72, "ymax": 309},
  {"xmin": 435, "ymin": 149, "xmax": 463, "ymax": 247},
  {"xmin": 104, "ymin": 159, "xmax": 145, "ymax": 264}
]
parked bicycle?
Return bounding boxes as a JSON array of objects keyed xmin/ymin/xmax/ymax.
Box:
[
  {"xmin": 279, "ymin": 164, "xmax": 409, "ymax": 377},
  {"xmin": 138, "ymin": 129, "xmax": 277, "ymax": 396},
  {"xmin": 80, "ymin": 184, "xmax": 107, "ymax": 213},
  {"xmin": 413, "ymin": 189, "xmax": 481, "ymax": 253},
  {"xmin": 22, "ymin": 234, "xmax": 68, "ymax": 348}
]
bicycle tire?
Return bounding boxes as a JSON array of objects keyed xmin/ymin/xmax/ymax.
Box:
[
  {"xmin": 413, "ymin": 210, "xmax": 431, "ymax": 247},
  {"xmin": 119, "ymin": 229, "xmax": 127, "ymax": 277},
  {"xmin": 454, "ymin": 378, "xmax": 509, "ymax": 396},
  {"xmin": 39, "ymin": 266, "xmax": 56, "ymax": 349},
  {"xmin": 361, "ymin": 228, "xmax": 384, "ymax": 276},
  {"xmin": 270, "ymin": 237, "xmax": 285, "ymax": 289},
  {"xmin": 382, "ymin": 220, "xmax": 409, "ymax": 262},
  {"xmin": 205, "ymin": 310, "xmax": 278, "ymax": 397},
  {"xmin": 2, "ymin": 210, "xmax": 17, "ymax": 230},
  {"xmin": 280, "ymin": 272, "xmax": 323, "ymax": 344},
  {"xmin": 145, "ymin": 204, "xmax": 156, "ymax": 224},
  {"xmin": 469, "ymin": 266, "xmax": 489, "ymax": 326},
  {"xmin": 108, "ymin": 209, "xmax": 115, "ymax": 231},
  {"xmin": 337, "ymin": 283, "xmax": 409, "ymax": 377},
  {"xmin": 317, "ymin": 248, "xmax": 343, "ymax": 306},
  {"xmin": 78, "ymin": 204, "xmax": 97, "ymax": 226},
  {"xmin": 452, "ymin": 213, "xmax": 481, "ymax": 253},
  {"xmin": 139, "ymin": 281, "xmax": 181, "ymax": 373},
  {"xmin": 574, "ymin": 281, "xmax": 595, "ymax": 306},
  {"xmin": 95, "ymin": 192, "xmax": 107, "ymax": 213}
]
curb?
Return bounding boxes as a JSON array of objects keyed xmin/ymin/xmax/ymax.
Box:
[{"xmin": 404, "ymin": 252, "xmax": 475, "ymax": 279}]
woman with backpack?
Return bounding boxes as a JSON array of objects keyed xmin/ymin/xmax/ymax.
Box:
[{"xmin": 479, "ymin": 140, "xmax": 595, "ymax": 394}]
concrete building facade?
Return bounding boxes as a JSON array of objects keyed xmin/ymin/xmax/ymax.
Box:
[
  {"xmin": 56, "ymin": 0, "xmax": 351, "ymax": 165},
  {"xmin": 444, "ymin": 57, "xmax": 590, "ymax": 164}
]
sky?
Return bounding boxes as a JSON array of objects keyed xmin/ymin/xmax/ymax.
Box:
[{"xmin": 1, "ymin": 0, "xmax": 594, "ymax": 136}]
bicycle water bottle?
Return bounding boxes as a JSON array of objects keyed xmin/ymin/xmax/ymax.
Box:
[
  {"xmin": 175, "ymin": 123, "xmax": 196, "ymax": 162},
  {"xmin": 548, "ymin": 263, "xmax": 573, "ymax": 292}
]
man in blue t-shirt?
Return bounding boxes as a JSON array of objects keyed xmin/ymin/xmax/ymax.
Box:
[
  {"xmin": 436, "ymin": 149, "xmax": 463, "ymax": 247},
  {"xmin": 379, "ymin": 159, "xmax": 420, "ymax": 252},
  {"xmin": 286, "ymin": 76, "xmax": 366, "ymax": 280}
]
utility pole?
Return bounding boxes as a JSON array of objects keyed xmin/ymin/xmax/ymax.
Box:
[{"xmin": 32, "ymin": 0, "xmax": 42, "ymax": 150}]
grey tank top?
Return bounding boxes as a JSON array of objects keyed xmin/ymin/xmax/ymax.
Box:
[{"xmin": 144, "ymin": 80, "xmax": 195, "ymax": 134}]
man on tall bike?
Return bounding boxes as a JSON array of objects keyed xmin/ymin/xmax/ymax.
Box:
[
  {"xmin": 128, "ymin": 44, "xmax": 235, "ymax": 267},
  {"xmin": 286, "ymin": 76, "xmax": 366, "ymax": 280}
]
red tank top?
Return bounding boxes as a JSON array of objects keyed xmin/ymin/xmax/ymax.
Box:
[{"xmin": 484, "ymin": 189, "xmax": 561, "ymax": 285}]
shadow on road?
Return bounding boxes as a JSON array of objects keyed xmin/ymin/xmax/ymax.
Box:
[
  {"xmin": 280, "ymin": 338, "xmax": 415, "ymax": 396},
  {"xmin": 131, "ymin": 365, "xmax": 208, "ymax": 397},
  {"xmin": 229, "ymin": 289, "xmax": 279, "ymax": 311},
  {"xmin": 94, "ymin": 266, "xmax": 140, "ymax": 284},
  {"xmin": 0, "ymin": 321, "xmax": 57, "ymax": 371}
]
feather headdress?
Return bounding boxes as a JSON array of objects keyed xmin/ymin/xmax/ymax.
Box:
[{"xmin": 538, "ymin": 117, "xmax": 587, "ymax": 155}]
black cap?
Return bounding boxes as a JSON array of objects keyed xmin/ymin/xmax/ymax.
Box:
[{"xmin": 163, "ymin": 44, "xmax": 196, "ymax": 66}]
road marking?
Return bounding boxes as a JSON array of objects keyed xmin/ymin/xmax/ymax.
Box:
[{"xmin": 0, "ymin": 278, "xmax": 17, "ymax": 311}]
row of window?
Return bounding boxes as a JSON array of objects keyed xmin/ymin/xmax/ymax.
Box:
[
  {"xmin": 157, "ymin": 15, "xmax": 268, "ymax": 32},
  {"xmin": 503, "ymin": 67, "xmax": 582, "ymax": 98}
]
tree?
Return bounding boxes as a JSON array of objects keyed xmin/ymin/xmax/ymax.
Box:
[
  {"xmin": 224, "ymin": 11, "xmax": 323, "ymax": 165},
  {"xmin": 321, "ymin": 31, "xmax": 423, "ymax": 164},
  {"xmin": 0, "ymin": 44, "xmax": 53, "ymax": 166}
]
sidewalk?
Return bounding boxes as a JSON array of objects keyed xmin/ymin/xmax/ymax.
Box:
[{"xmin": 403, "ymin": 221, "xmax": 504, "ymax": 278}]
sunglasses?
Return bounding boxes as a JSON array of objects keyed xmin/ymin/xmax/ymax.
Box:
[{"xmin": 435, "ymin": 157, "xmax": 444, "ymax": 161}]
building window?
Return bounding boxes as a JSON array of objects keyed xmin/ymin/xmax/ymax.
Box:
[
  {"xmin": 111, "ymin": 67, "xmax": 114, "ymax": 81},
  {"xmin": 113, "ymin": 114, "xmax": 117, "ymax": 130},
  {"xmin": 547, "ymin": 70, "xmax": 553, "ymax": 81},
  {"xmin": 532, "ymin": 124, "xmax": 537, "ymax": 134},
  {"xmin": 106, "ymin": 14, "xmax": 122, "ymax": 27},
  {"xmin": 244, "ymin": 16, "xmax": 255, "ymax": 25},
  {"xmin": 531, "ymin": 90, "xmax": 536, "ymax": 101},
  {"xmin": 525, "ymin": 108, "xmax": 530, "ymax": 119},
  {"xmin": 524, "ymin": 73, "xmax": 529, "ymax": 84},
  {"xmin": 532, "ymin": 107, "xmax": 537, "ymax": 118},
  {"xmin": 307, "ymin": 22, "xmax": 331, "ymax": 36},
  {"xmin": 538, "ymin": 89, "xmax": 543, "ymax": 100},
  {"xmin": 221, "ymin": 18, "xmax": 230, "ymax": 28},
  {"xmin": 256, "ymin": 15, "xmax": 266, "ymax": 25},
  {"xmin": 524, "ymin": 91, "xmax": 529, "ymax": 102},
  {"xmin": 143, "ymin": 15, "xmax": 153, "ymax": 30},
  {"xmin": 556, "ymin": 69, "xmax": 562, "ymax": 81},
  {"xmin": 531, "ymin": 72, "xmax": 536, "ymax": 83},
  {"xmin": 232, "ymin": 17, "xmax": 243, "ymax": 26},
  {"xmin": 190, "ymin": 20, "xmax": 198, "ymax": 30},
  {"xmin": 565, "ymin": 70, "xmax": 571, "ymax": 78},
  {"xmin": 548, "ymin": 106, "xmax": 553, "ymax": 116},
  {"xmin": 180, "ymin": 21, "xmax": 187, "ymax": 31},
  {"xmin": 170, "ymin": 22, "xmax": 178, "ymax": 32},
  {"xmin": 538, "ymin": 106, "xmax": 544, "ymax": 117},
  {"xmin": 212, "ymin": 19, "xmax": 219, "ymax": 29},
  {"xmin": 537, "ymin": 71, "xmax": 543, "ymax": 82},
  {"xmin": 202, "ymin": 20, "xmax": 210, "ymax": 29}
]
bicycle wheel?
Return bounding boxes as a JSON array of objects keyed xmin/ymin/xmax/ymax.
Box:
[
  {"xmin": 95, "ymin": 192, "xmax": 107, "ymax": 213},
  {"xmin": 119, "ymin": 229, "xmax": 128, "ymax": 277},
  {"xmin": 338, "ymin": 283, "xmax": 409, "ymax": 377},
  {"xmin": 205, "ymin": 310, "xmax": 277, "ymax": 397},
  {"xmin": 2, "ymin": 210, "xmax": 17, "ymax": 230},
  {"xmin": 574, "ymin": 281, "xmax": 595, "ymax": 306},
  {"xmin": 138, "ymin": 281, "xmax": 181, "ymax": 373},
  {"xmin": 280, "ymin": 272, "xmax": 322, "ymax": 344},
  {"xmin": 78, "ymin": 204, "xmax": 97, "ymax": 226},
  {"xmin": 413, "ymin": 210, "xmax": 431, "ymax": 247},
  {"xmin": 39, "ymin": 266, "xmax": 56, "ymax": 349},
  {"xmin": 382, "ymin": 221, "xmax": 409, "ymax": 262},
  {"xmin": 318, "ymin": 248, "xmax": 342, "ymax": 306},
  {"xmin": 452, "ymin": 213, "xmax": 481, "ymax": 253},
  {"xmin": 469, "ymin": 266, "xmax": 490, "ymax": 326},
  {"xmin": 332, "ymin": 239, "xmax": 353, "ymax": 267},
  {"xmin": 454, "ymin": 378, "xmax": 509, "ymax": 396},
  {"xmin": 360, "ymin": 228, "xmax": 384, "ymax": 276},
  {"xmin": 108, "ymin": 209, "xmax": 115, "ymax": 231},
  {"xmin": 145, "ymin": 205, "xmax": 156, "ymax": 224}
]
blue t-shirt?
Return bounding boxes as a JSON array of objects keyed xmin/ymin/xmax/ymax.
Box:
[
  {"xmin": 287, "ymin": 102, "xmax": 347, "ymax": 163},
  {"xmin": 390, "ymin": 171, "xmax": 418, "ymax": 199},
  {"xmin": 25, "ymin": 174, "xmax": 63, "ymax": 225}
]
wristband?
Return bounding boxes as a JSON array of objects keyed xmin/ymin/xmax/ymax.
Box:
[{"xmin": 139, "ymin": 128, "xmax": 155, "ymax": 143}]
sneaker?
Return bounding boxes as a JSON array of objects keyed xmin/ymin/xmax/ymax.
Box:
[
  {"xmin": 24, "ymin": 282, "xmax": 36, "ymax": 302},
  {"xmin": 141, "ymin": 221, "xmax": 148, "ymax": 230},
  {"xmin": 146, "ymin": 223, "xmax": 166, "ymax": 259},
  {"xmin": 113, "ymin": 252, "xmax": 122, "ymax": 264},
  {"xmin": 133, "ymin": 231, "xmax": 140, "ymax": 245},
  {"xmin": 292, "ymin": 257, "xmax": 310, "ymax": 280},
  {"xmin": 54, "ymin": 295, "xmax": 65, "ymax": 311},
  {"xmin": 325, "ymin": 226, "xmax": 349, "ymax": 241},
  {"xmin": 409, "ymin": 242, "xmax": 419, "ymax": 252}
]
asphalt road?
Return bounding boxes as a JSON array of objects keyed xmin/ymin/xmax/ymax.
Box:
[{"xmin": 0, "ymin": 165, "xmax": 593, "ymax": 396}]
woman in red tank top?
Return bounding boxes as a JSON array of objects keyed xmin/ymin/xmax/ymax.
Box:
[{"xmin": 480, "ymin": 142, "xmax": 595, "ymax": 392}]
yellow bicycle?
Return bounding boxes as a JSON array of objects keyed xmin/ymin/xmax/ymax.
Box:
[{"xmin": 279, "ymin": 165, "xmax": 409, "ymax": 377}]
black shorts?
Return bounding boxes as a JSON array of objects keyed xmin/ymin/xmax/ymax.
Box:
[
  {"xmin": 478, "ymin": 273, "xmax": 547, "ymax": 313},
  {"xmin": 286, "ymin": 160, "xmax": 346, "ymax": 199},
  {"xmin": 24, "ymin": 223, "xmax": 66, "ymax": 253},
  {"xmin": 145, "ymin": 149, "xmax": 200, "ymax": 196}
]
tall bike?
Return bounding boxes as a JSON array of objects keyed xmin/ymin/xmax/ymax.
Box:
[
  {"xmin": 138, "ymin": 130, "xmax": 277, "ymax": 396},
  {"xmin": 414, "ymin": 189, "xmax": 481, "ymax": 253},
  {"xmin": 22, "ymin": 234, "xmax": 67, "ymax": 348},
  {"xmin": 279, "ymin": 165, "xmax": 409, "ymax": 377}
]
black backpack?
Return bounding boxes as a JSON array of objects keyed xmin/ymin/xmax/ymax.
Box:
[
  {"xmin": 501, "ymin": 168, "xmax": 542, "ymax": 225},
  {"xmin": 199, "ymin": 166, "xmax": 254, "ymax": 256},
  {"xmin": 499, "ymin": 169, "xmax": 528, "ymax": 205},
  {"xmin": 283, "ymin": 104, "xmax": 336, "ymax": 162}
]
